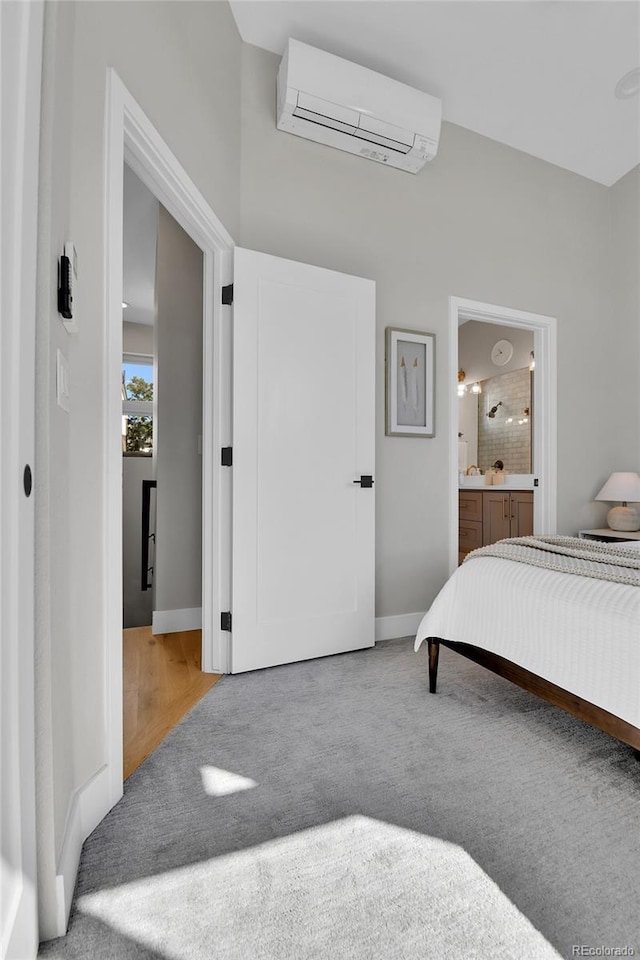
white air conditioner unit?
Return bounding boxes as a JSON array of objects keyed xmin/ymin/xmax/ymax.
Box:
[{"xmin": 276, "ymin": 39, "xmax": 441, "ymax": 174}]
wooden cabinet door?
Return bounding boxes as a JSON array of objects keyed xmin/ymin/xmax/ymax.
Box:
[
  {"xmin": 510, "ymin": 490, "xmax": 534, "ymax": 538},
  {"xmin": 458, "ymin": 519, "xmax": 483, "ymax": 562},
  {"xmin": 483, "ymin": 491, "xmax": 511, "ymax": 545},
  {"xmin": 458, "ymin": 492, "xmax": 483, "ymax": 565},
  {"xmin": 459, "ymin": 491, "xmax": 482, "ymax": 523}
]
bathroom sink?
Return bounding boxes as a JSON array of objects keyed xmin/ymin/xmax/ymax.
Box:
[{"xmin": 459, "ymin": 475, "xmax": 485, "ymax": 488}]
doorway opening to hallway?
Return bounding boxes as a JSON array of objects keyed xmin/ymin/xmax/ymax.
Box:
[{"xmin": 121, "ymin": 164, "xmax": 220, "ymax": 778}]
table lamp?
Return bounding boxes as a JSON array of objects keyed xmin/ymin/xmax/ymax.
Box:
[{"xmin": 595, "ymin": 472, "xmax": 640, "ymax": 531}]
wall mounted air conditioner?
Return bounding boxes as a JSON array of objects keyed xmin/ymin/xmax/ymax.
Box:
[{"xmin": 276, "ymin": 39, "xmax": 441, "ymax": 174}]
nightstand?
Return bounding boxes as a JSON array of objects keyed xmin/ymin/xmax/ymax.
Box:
[{"xmin": 578, "ymin": 528, "xmax": 640, "ymax": 543}]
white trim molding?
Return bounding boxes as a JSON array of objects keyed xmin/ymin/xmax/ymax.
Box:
[
  {"xmin": 103, "ymin": 70, "xmax": 234, "ymax": 848},
  {"xmin": 54, "ymin": 766, "xmax": 110, "ymax": 937},
  {"xmin": 449, "ymin": 296, "xmax": 558, "ymax": 575},
  {"xmin": 152, "ymin": 607, "xmax": 202, "ymax": 635},
  {"xmin": 375, "ymin": 612, "xmax": 426, "ymax": 643}
]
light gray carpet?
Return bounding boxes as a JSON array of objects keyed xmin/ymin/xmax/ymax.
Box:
[{"xmin": 39, "ymin": 639, "xmax": 640, "ymax": 960}]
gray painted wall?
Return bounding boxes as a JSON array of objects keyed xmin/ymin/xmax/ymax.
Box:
[
  {"xmin": 35, "ymin": 2, "xmax": 76, "ymax": 930},
  {"xmin": 154, "ymin": 206, "xmax": 204, "ymax": 618},
  {"xmin": 35, "ymin": 0, "xmax": 241, "ymax": 935},
  {"xmin": 239, "ymin": 42, "xmax": 636, "ymax": 616},
  {"xmin": 610, "ymin": 165, "xmax": 640, "ymax": 476}
]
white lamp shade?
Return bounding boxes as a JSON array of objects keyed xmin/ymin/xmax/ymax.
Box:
[{"xmin": 595, "ymin": 472, "xmax": 640, "ymax": 503}]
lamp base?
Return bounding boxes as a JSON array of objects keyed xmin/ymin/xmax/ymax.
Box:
[{"xmin": 607, "ymin": 505, "xmax": 640, "ymax": 532}]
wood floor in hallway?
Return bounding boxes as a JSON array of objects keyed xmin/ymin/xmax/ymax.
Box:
[{"xmin": 123, "ymin": 626, "xmax": 222, "ymax": 780}]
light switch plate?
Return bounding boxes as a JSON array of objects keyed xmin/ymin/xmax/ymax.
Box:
[{"xmin": 56, "ymin": 349, "xmax": 70, "ymax": 412}]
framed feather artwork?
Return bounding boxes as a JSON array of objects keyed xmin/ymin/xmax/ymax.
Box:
[{"xmin": 385, "ymin": 327, "xmax": 435, "ymax": 437}]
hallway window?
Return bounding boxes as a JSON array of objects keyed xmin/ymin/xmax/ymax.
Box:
[{"xmin": 122, "ymin": 353, "xmax": 153, "ymax": 454}]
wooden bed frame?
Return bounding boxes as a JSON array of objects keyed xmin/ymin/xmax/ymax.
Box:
[{"xmin": 427, "ymin": 637, "xmax": 640, "ymax": 752}]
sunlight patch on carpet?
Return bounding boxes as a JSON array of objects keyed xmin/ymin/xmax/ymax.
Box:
[
  {"xmin": 76, "ymin": 816, "xmax": 561, "ymax": 960},
  {"xmin": 199, "ymin": 765, "xmax": 257, "ymax": 797}
]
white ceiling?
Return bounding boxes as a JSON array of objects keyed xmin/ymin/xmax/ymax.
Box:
[{"xmin": 229, "ymin": 0, "xmax": 640, "ymax": 186}]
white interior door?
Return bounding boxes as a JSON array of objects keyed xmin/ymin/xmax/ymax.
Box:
[
  {"xmin": 1, "ymin": 1, "xmax": 43, "ymax": 956},
  {"xmin": 232, "ymin": 248, "xmax": 375, "ymax": 673}
]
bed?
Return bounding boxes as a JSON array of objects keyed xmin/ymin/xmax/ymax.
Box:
[{"xmin": 415, "ymin": 537, "xmax": 640, "ymax": 750}]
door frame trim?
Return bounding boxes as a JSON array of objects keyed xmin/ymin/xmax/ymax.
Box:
[
  {"xmin": 448, "ymin": 296, "xmax": 557, "ymax": 574},
  {"xmin": 104, "ymin": 70, "xmax": 233, "ymax": 810}
]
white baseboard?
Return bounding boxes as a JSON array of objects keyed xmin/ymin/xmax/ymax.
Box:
[
  {"xmin": 375, "ymin": 612, "xmax": 426, "ymax": 643},
  {"xmin": 55, "ymin": 764, "xmax": 110, "ymax": 937},
  {"xmin": 2, "ymin": 872, "xmax": 38, "ymax": 960},
  {"xmin": 152, "ymin": 606, "xmax": 202, "ymax": 635}
]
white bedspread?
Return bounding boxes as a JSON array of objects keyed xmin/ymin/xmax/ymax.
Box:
[{"xmin": 415, "ymin": 541, "xmax": 640, "ymax": 728}]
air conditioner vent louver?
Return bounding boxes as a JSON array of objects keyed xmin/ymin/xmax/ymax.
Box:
[
  {"xmin": 277, "ymin": 39, "xmax": 441, "ymax": 174},
  {"xmin": 292, "ymin": 103, "xmax": 414, "ymax": 155},
  {"xmin": 292, "ymin": 106, "xmax": 357, "ymax": 137}
]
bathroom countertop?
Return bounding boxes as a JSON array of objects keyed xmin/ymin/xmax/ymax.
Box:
[
  {"xmin": 459, "ymin": 475, "xmax": 535, "ymax": 491},
  {"xmin": 459, "ymin": 484, "xmax": 534, "ymax": 492}
]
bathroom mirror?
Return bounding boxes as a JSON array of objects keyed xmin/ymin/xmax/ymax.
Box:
[
  {"xmin": 459, "ymin": 368, "xmax": 532, "ymax": 473},
  {"xmin": 457, "ymin": 319, "xmax": 534, "ymax": 476}
]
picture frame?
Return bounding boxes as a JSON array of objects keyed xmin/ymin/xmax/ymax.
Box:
[{"xmin": 385, "ymin": 327, "xmax": 435, "ymax": 437}]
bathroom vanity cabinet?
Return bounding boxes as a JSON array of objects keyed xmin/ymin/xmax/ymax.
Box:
[{"xmin": 458, "ymin": 489, "xmax": 533, "ymax": 564}]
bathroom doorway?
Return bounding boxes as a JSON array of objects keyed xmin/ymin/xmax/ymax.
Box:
[{"xmin": 448, "ymin": 297, "xmax": 558, "ymax": 575}]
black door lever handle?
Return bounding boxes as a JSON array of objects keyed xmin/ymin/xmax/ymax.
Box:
[{"xmin": 353, "ymin": 475, "xmax": 374, "ymax": 488}]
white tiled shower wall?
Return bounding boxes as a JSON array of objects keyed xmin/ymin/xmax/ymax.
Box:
[{"xmin": 478, "ymin": 367, "xmax": 532, "ymax": 473}]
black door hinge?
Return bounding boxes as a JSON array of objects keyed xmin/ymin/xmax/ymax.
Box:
[
  {"xmin": 220, "ymin": 611, "xmax": 232, "ymax": 632},
  {"xmin": 221, "ymin": 446, "xmax": 233, "ymax": 467},
  {"xmin": 221, "ymin": 283, "xmax": 234, "ymax": 305}
]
